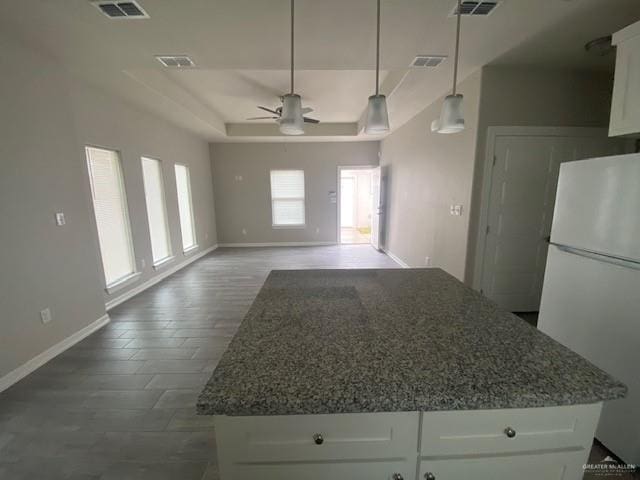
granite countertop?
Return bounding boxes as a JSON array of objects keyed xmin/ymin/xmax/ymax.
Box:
[{"xmin": 197, "ymin": 268, "xmax": 626, "ymax": 416}]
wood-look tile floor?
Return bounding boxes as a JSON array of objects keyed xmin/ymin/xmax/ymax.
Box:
[{"xmin": 0, "ymin": 245, "xmax": 397, "ymax": 480}]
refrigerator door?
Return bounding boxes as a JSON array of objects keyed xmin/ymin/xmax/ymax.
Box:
[
  {"xmin": 551, "ymin": 153, "xmax": 640, "ymax": 262},
  {"xmin": 539, "ymin": 245, "xmax": 640, "ymax": 462}
]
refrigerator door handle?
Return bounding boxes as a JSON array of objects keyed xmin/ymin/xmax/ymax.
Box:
[{"xmin": 552, "ymin": 243, "xmax": 640, "ymax": 271}]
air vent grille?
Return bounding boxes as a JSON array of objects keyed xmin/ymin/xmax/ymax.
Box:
[
  {"xmin": 93, "ymin": 1, "xmax": 149, "ymax": 19},
  {"xmin": 452, "ymin": 1, "xmax": 499, "ymax": 16},
  {"xmin": 156, "ymin": 55, "xmax": 195, "ymax": 68},
  {"xmin": 411, "ymin": 55, "xmax": 447, "ymax": 68}
]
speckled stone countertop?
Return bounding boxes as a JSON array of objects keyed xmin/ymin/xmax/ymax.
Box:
[{"xmin": 197, "ymin": 268, "xmax": 626, "ymax": 416}]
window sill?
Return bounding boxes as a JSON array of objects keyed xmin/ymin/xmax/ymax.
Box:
[
  {"xmin": 183, "ymin": 245, "xmax": 199, "ymax": 256},
  {"xmin": 153, "ymin": 255, "xmax": 175, "ymax": 271},
  {"xmin": 105, "ymin": 272, "xmax": 142, "ymax": 295},
  {"xmin": 272, "ymin": 225, "xmax": 306, "ymax": 230}
]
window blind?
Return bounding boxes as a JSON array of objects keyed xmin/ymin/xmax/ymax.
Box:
[
  {"xmin": 174, "ymin": 164, "xmax": 197, "ymax": 250},
  {"xmin": 270, "ymin": 170, "xmax": 305, "ymax": 226},
  {"xmin": 141, "ymin": 157, "xmax": 172, "ymax": 263},
  {"xmin": 85, "ymin": 146, "xmax": 136, "ymax": 286}
]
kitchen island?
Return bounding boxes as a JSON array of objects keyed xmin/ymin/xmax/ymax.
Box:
[{"xmin": 198, "ymin": 268, "xmax": 626, "ymax": 480}]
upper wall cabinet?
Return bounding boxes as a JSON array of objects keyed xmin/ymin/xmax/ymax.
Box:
[{"xmin": 610, "ymin": 20, "xmax": 640, "ymax": 137}]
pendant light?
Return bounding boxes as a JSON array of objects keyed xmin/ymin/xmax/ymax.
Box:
[
  {"xmin": 432, "ymin": 0, "xmax": 465, "ymax": 134},
  {"xmin": 280, "ymin": 0, "xmax": 304, "ymax": 135},
  {"xmin": 365, "ymin": 0, "xmax": 390, "ymax": 135}
]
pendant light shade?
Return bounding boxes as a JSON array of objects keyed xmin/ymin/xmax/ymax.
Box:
[
  {"xmin": 279, "ymin": 93, "xmax": 304, "ymax": 135},
  {"xmin": 433, "ymin": 0, "xmax": 465, "ymax": 134},
  {"xmin": 365, "ymin": 0, "xmax": 390, "ymax": 135},
  {"xmin": 365, "ymin": 94, "xmax": 390, "ymax": 134},
  {"xmin": 432, "ymin": 94, "xmax": 464, "ymax": 134}
]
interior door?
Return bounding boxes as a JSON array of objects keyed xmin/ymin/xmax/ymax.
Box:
[
  {"xmin": 370, "ymin": 167, "xmax": 382, "ymax": 251},
  {"xmin": 480, "ymin": 134, "xmax": 630, "ymax": 312}
]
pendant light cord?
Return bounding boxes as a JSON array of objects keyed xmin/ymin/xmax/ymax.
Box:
[
  {"xmin": 375, "ymin": 0, "xmax": 381, "ymax": 96},
  {"xmin": 290, "ymin": 0, "xmax": 295, "ymax": 95},
  {"xmin": 452, "ymin": 0, "xmax": 461, "ymax": 96}
]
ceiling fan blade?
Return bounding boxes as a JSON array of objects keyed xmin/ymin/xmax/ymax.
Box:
[
  {"xmin": 302, "ymin": 107, "xmax": 314, "ymax": 114},
  {"xmin": 246, "ymin": 116, "xmax": 279, "ymax": 120},
  {"xmin": 303, "ymin": 117, "xmax": 320, "ymax": 124},
  {"xmin": 257, "ymin": 106, "xmax": 280, "ymax": 115}
]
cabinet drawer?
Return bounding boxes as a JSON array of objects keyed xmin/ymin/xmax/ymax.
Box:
[
  {"xmin": 227, "ymin": 460, "xmax": 413, "ymax": 480},
  {"xmin": 419, "ymin": 450, "xmax": 586, "ymax": 480},
  {"xmin": 216, "ymin": 412, "xmax": 419, "ymax": 463},
  {"xmin": 420, "ymin": 403, "xmax": 601, "ymax": 457}
]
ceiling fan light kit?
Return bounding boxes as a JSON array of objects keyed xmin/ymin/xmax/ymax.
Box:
[
  {"xmin": 279, "ymin": 93, "xmax": 305, "ymax": 135},
  {"xmin": 433, "ymin": 0, "xmax": 466, "ymax": 134}
]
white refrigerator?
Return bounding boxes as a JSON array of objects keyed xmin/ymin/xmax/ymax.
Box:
[{"xmin": 538, "ymin": 153, "xmax": 640, "ymax": 463}]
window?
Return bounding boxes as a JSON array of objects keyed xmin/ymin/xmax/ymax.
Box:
[
  {"xmin": 174, "ymin": 164, "xmax": 197, "ymax": 251},
  {"xmin": 141, "ymin": 157, "xmax": 172, "ymax": 265},
  {"xmin": 270, "ymin": 170, "xmax": 305, "ymax": 227},
  {"xmin": 85, "ymin": 146, "xmax": 136, "ymax": 287}
]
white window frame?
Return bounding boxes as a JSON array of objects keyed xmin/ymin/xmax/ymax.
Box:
[
  {"xmin": 141, "ymin": 156, "xmax": 174, "ymax": 269},
  {"xmin": 270, "ymin": 169, "xmax": 306, "ymax": 228},
  {"xmin": 174, "ymin": 163, "xmax": 198, "ymax": 253},
  {"xmin": 85, "ymin": 145, "xmax": 140, "ymax": 293}
]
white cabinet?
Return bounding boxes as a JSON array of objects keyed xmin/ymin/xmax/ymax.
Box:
[
  {"xmin": 214, "ymin": 404, "xmax": 602, "ymax": 480},
  {"xmin": 610, "ymin": 20, "xmax": 640, "ymax": 137}
]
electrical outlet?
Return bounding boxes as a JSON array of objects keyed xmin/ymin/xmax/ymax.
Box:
[
  {"xmin": 55, "ymin": 212, "xmax": 66, "ymax": 226},
  {"xmin": 315, "ymin": 227, "xmax": 320, "ymax": 234},
  {"xmin": 425, "ymin": 256, "xmax": 431, "ymax": 266},
  {"xmin": 40, "ymin": 308, "xmax": 52, "ymax": 324},
  {"xmin": 242, "ymin": 228, "xmax": 247, "ymax": 236},
  {"xmin": 205, "ymin": 232, "xmax": 209, "ymax": 240},
  {"xmin": 141, "ymin": 259, "xmax": 146, "ymax": 269}
]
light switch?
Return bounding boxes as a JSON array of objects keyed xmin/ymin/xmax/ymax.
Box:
[
  {"xmin": 450, "ymin": 205, "xmax": 463, "ymax": 216},
  {"xmin": 55, "ymin": 212, "xmax": 66, "ymax": 226},
  {"xmin": 40, "ymin": 308, "xmax": 52, "ymax": 324}
]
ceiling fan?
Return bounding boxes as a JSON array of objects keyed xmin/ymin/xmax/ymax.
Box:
[
  {"xmin": 245, "ymin": 0, "xmax": 318, "ymax": 134},
  {"xmin": 247, "ymin": 99, "xmax": 319, "ymax": 124}
]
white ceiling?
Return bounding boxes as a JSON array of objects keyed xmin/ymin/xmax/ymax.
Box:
[{"xmin": 1, "ymin": 0, "xmax": 639, "ymax": 142}]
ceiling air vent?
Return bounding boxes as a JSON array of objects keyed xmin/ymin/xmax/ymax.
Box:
[
  {"xmin": 155, "ymin": 55, "xmax": 195, "ymax": 68},
  {"xmin": 452, "ymin": 1, "xmax": 499, "ymax": 16},
  {"xmin": 92, "ymin": 1, "xmax": 149, "ymax": 19},
  {"xmin": 411, "ymin": 55, "xmax": 447, "ymax": 68}
]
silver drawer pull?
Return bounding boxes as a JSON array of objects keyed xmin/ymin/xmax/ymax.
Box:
[
  {"xmin": 504, "ymin": 426, "xmax": 517, "ymax": 438},
  {"xmin": 424, "ymin": 473, "xmax": 436, "ymax": 480},
  {"xmin": 312, "ymin": 433, "xmax": 324, "ymax": 445},
  {"xmin": 392, "ymin": 474, "xmax": 404, "ymax": 480}
]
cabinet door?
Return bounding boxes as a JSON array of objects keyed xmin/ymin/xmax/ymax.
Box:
[
  {"xmin": 227, "ymin": 460, "xmax": 413, "ymax": 480},
  {"xmin": 610, "ymin": 34, "xmax": 640, "ymax": 136},
  {"xmin": 420, "ymin": 451, "xmax": 585, "ymax": 480}
]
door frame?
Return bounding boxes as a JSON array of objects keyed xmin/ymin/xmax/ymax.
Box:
[
  {"xmin": 337, "ymin": 165, "xmax": 378, "ymax": 244},
  {"xmin": 471, "ymin": 126, "xmax": 610, "ymax": 292}
]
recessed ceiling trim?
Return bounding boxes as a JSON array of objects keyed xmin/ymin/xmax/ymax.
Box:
[{"xmin": 92, "ymin": 1, "xmax": 149, "ymax": 19}]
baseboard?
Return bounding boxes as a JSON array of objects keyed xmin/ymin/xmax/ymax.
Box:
[
  {"xmin": 105, "ymin": 244, "xmax": 218, "ymax": 311},
  {"xmin": 218, "ymin": 242, "xmax": 337, "ymax": 248},
  {"xmin": 0, "ymin": 314, "xmax": 111, "ymax": 393},
  {"xmin": 384, "ymin": 249, "xmax": 410, "ymax": 268}
]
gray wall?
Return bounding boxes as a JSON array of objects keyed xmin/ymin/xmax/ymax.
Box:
[
  {"xmin": 0, "ymin": 34, "xmax": 217, "ymax": 379},
  {"xmin": 210, "ymin": 142, "xmax": 379, "ymax": 244},
  {"xmin": 464, "ymin": 66, "xmax": 614, "ymax": 283},
  {"xmin": 380, "ymin": 71, "xmax": 483, "ymax": 280}
]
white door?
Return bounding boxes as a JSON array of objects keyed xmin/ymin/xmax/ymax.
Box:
[
  {"xmin": 340, "ymin": 177, "xmax": 355, "ymax": 228},
  {"xmin": 480, "ymin": 134, "xmax": 630, "ymax": 312},
  {"xmin": 370, "ymin": 167, "xmax": 382, "ymax": 250}
]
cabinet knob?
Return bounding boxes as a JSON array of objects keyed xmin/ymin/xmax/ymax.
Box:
[
  {"xmin": 312, "ymin": 433, "xmax": 324, "ymax": 445},
  {"xmin": 424, "ymin": 473, "xmax": 436, "ymax": 480},
  {"xmin": 392, "ymin": 474, "xmax": 404, "ymax": 480},
  {"xmin": 504, "ymin": 426, "xmax": 517, "ymax": 438}
]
